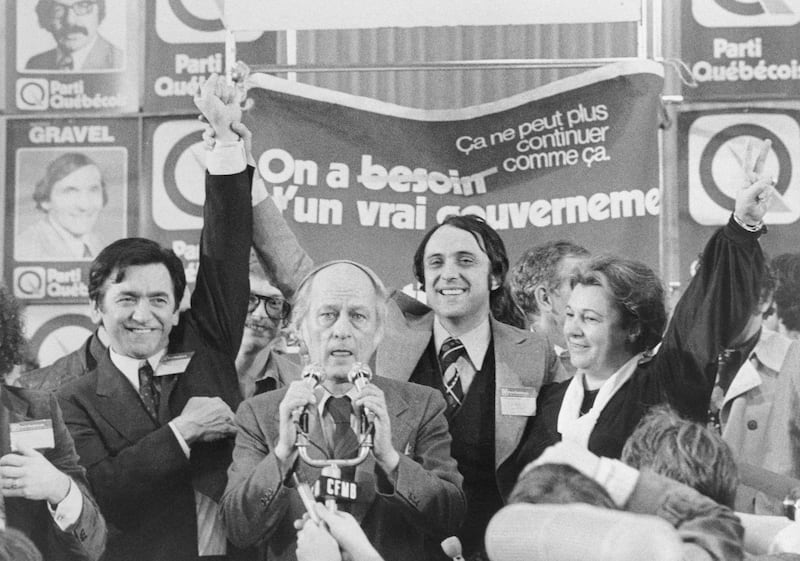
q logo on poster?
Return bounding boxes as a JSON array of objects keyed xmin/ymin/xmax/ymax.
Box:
[
  {"xmin": 155, "ymin": 0, "xmax": 263, "ymax": 43},
  {"xmin": 25, "ymin": 307, "xmax": 94, "ymax": 368},
  {"xmin": 15, "ymin": 79, "xmax": 49, "ymax": 111},
  {"xmin": 688, "ymin": 112, "xmax": 799, "ymax": 226},
  {"xmin": 692, "ymin": 0, "xmax": 800, "ymax": 27},
  {"xmin": 13, "ymin": 267, "xmax": 46, "ymax": 300},
  {"xmin": 151, "ymin": 120, "xmax": 207, "ymax": 231}
]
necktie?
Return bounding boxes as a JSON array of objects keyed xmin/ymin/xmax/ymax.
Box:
[
  {"xmin": 707, "ymin": 349, "xmax": 741, "ymax": 434},
  {"xmin": 138, "ymin": 361, "xmax": 159, "ymax": 422},
  {"xmin": 439, "ymin": 337, "xmax": 466, "ymax": 417},
  {"xmin": 326, "ymin": 396, "xmax": 360, "ymax": 484},
  {"xmin": 58, "ymin": 54, "xmax": 74, "ymax": 71}
]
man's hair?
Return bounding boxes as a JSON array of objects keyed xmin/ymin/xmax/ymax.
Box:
[
  {"xmin": 290, "ymin": 260, "xmax": 389, "ymax": 336},
  {"xmin": 771, "ymin": 253, "xmax": 800, "ymax": 331},
  {"xmin": 33, "ymin": 153, "xmax": 108, "ymax": 212},
  {"xmin": 88, "ymin": 238, "xmax": 186, "ymax": 310},
  {"xmin": 0, "ymin": 286, "xmax": 28, "ymax": 379},
  {"xmin": 509, "ymin": 463, "xmax": 617, "ymax": 510},
  {"xmin": 412, "ymin": 214, "xmax": 525, "ymax": 328},
  {"xmin": 36, "ymin": 0, "xmax": 107, "ymax": 27},
  {"xmin": 621, "ymin": 405, "xmax": 738, "ymax": 508},
  {"xmin": 571, "ymin": 255, "xmax": 666, "ymax": 354},
  {"xmin": 509, "ymin": 240, "xmax": 590, "ymax": 315}
]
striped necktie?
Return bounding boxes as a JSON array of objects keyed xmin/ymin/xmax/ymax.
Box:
[{"xmin": 438, "ymin": 337, "xmax": 466, "ymax": 416}]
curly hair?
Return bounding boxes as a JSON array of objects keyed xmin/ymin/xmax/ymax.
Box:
[
  {"xmin": 510, "ymin": 240, "xmax": 590, "ymax": 316},
  {"xmin": 0, "ymin": 286, "xmax": 28, "ymax": 379},
  {"xmin": 510, "ymin": 463, "xmax": 617, "ymax": 509},
  {"xmin": 621, "ymin": 405, "xmax": 738, "ymax": 508},
  {"xmin": 571, "ymin": 255, "xmax": 667, "ymax": 353}
]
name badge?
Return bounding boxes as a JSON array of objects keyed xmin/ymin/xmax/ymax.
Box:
[
  {"xmin": 10, "ymin": 419, "xmax": 55, "ymax": 451},
  {"xmin": 155, "ymin": 352, "xmax": 194, "ymax": 376},
  {"xmin": 500, "ymin": 387, "xmax": 537, "ymax": 416}
]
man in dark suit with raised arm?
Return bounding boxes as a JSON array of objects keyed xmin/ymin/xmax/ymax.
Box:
[{"xmin": 57, "ymin": 75, "xmax": 253, "ymax": 561}]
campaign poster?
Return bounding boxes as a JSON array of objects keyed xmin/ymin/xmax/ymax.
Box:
[
  {"xmin": 678, "ymin": 108, "xmax": 800, "ymax": 283},
  {"xmin": 143, "ymin": 0, "xmax": 276, "ymax": 113},
  {"xmin": 8, "ymin": 0, "xmax": 139, "ymax": 113},
  {"xmin": 242, "ymin": 61, "xmax": 665, "ymax": 289},
  {"xmin": 5, "ymin": 117, "xmax": 138, "ymax": 304},
  {"xmin": 22, "ymin": 304, "xmax": 94, "ymax": 368},
  {"xmin": 681, "ymin": 0, "xmax": 800, "ymax": 101},
  {"xmin": 140, "ymin": 116, "xmax": 207, "ymax": 295}
]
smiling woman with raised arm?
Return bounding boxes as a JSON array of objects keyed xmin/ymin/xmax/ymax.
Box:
[{"xmin": 511, "ymin": 139, "xmax": 776, "ymax": 473}]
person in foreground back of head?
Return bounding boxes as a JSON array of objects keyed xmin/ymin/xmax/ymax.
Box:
[
  {"xmin": 220, "ymin": 260, "xmax": 465, "ymax": 561},
  {"xmin": 512, "ymin": 139, "xmax": 774, "ymax": 469},
  {"xmin": 0, "ymin": 285, "xmax": 106, "ymax": 560},
  {"xmin": 509, "ymin": 441, "xmax": 744, "ymax": 561},
  {"xmin": 621, "ymin": 404, "xmax": 738, "ymax": 508}
]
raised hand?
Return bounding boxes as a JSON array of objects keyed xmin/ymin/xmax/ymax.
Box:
[
  {"xmin": 193, "ymin": 73, "xmax": 242, "ymax": 143},
  {"xmin": 735, "ymin": 139, "xmax": 775, "ymax": 227}
]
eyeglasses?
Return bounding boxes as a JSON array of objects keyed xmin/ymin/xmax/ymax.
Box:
[
  {"xmin": 248, "ymin": 294, "xmax": 290, "ymax": 320},
  {"xmin": 49, "ymin": 1, "xmax": 97, "ymax": 18}
]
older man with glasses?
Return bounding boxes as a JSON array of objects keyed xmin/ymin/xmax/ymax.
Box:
[{"xmin": 234, "ymin": 253, "xmax": 300, "ymax": 398}]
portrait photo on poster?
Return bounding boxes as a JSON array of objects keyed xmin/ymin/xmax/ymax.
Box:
[
  {"xmin": 14, "ymin": 147, "xmax": 128, "ymax": 262},
  {"xmin": 16, "ymin": 0, "xmax": 127, "ymax": 73}
]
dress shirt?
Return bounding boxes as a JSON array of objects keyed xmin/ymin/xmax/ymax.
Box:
[
  {"xmin": 45, "ymin": 216, "xmax": 98, "ymax": 260},
  {"xmin": 109, "ymin": 348, "xmax": 227, "ymax": 556},
  {"xmin": 57, "ymin": 35, "xmax": 98, "ymax": 71},
  {"xmin": 433, "ymin": 316, "xmax": 491, "ymax": 394}
]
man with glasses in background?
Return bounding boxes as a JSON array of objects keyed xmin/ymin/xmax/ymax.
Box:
[
  {"xmin": 235, "ymin": 253, "xmax": 300, "ymax": 398},
  {"xmin": 26, "ymin": 0, "xmax": 123, "ymax": 72}
]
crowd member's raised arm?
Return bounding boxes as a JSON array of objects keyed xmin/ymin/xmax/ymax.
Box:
[
  {"xmin": 652, "ymin": 139, "xmax": 774, "ymax": 420},
  {"xmin": 188, "ymin": 75, "xmax": 253, "ymax": 359}
]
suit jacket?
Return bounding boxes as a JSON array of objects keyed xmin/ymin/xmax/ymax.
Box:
[
  {"xmin": 2, "ymin": 385, "xmax": 106, "ymax": 561},
  {"xmin": 25, "ymin": 36, "xmax": 124, "ymax": 71},
  {"xmin": 19, "ymin": 331, "xmax": 105, "ymax": 392},
  {"xmin": 250, "ymin": 195, "xmax": 562, "ymax": 496},
  {"xmin": 16, "ymin": 218, "xmax": 105, "ymax": 262},
  {"xmin": 221, "ymin": 376, "xmax": 466, "ymax": 561},
  {"xmin": 58, "ymin": 169, "xmax": 253, "ymax": 561}
]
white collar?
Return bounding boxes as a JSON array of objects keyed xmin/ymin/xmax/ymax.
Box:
[
  {"xmin": 433, "ymin": 315, "xmax": 491, "ymax": 368},
  {"xmin": 46, "ymin": 215, "xmax": 94, "ymax": 259},
  {"xmin": 109, "ymin": 348, "xmax": 167, "ymax": 392},
  {"xmin": 58, "ymin": 34, "xmax": 99, "ymax": 71}
]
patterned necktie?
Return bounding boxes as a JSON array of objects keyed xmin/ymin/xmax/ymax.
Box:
[
  {"xmin": 58, "ymin": 54, "xmax": 74, "ymax": 71},
  {"xmin": 438, "ymin": 337, "xmax": 466, "ymax": 416},
  {"xmin": 138, "ymin": 361, "xmax": 159, "ymax": 422}
]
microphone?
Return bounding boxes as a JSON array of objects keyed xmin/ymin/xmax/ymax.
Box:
[
  {"xmin": 440, "ymin": 536, "xmax": 465, "ymax": 561},
  {"xmin": 348, "ymin": 362, "xmax": 375, "ymax": 424},
  {"xmin": 293, "ymin": 363, "xmax": 325, "ymax": 428}
]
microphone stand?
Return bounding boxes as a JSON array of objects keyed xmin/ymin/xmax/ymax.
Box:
[{"xmin": 295, "ymin": 414, "xmax": 373, "ymax": 511}]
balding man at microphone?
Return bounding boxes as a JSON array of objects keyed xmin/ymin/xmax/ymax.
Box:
[{"xmin": 220, "ymin": 260, "xmax": 465, "ymax": 561}]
